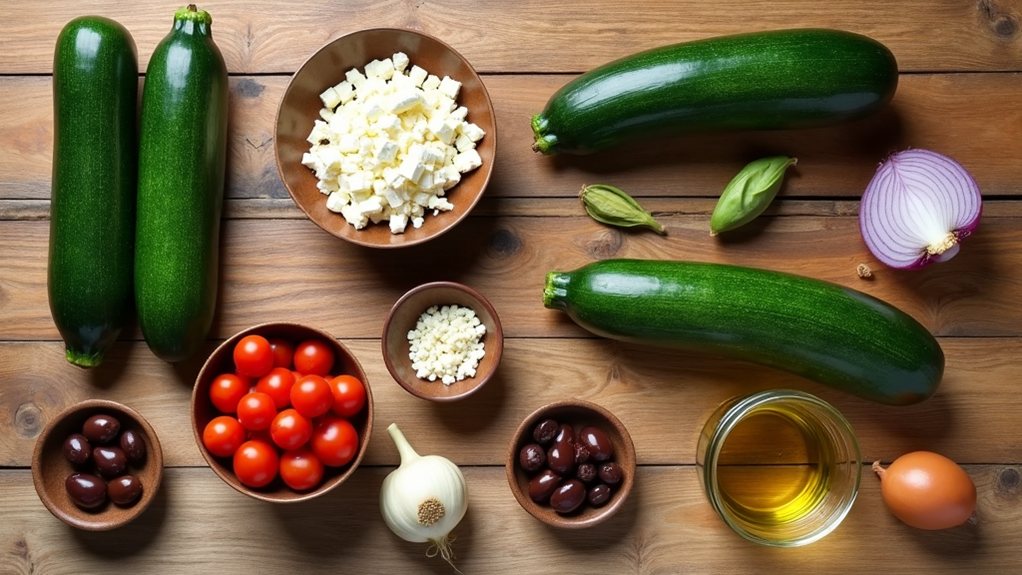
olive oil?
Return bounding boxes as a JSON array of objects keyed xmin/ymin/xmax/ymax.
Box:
[{"xmin": 697, "ymin": 390, "xmax": 861, "ymax": 547}]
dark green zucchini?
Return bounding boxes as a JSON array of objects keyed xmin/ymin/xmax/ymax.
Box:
[
  {"xmin": 532, "ymin": 28, "xmax": 898, "ymax": 154},
  {"xmin": 135, "ymin": 5, "xmax": 228, "ymax": 362},
  {"xmin": 48, "ymin": 16, "xmax": 138, "ymax": 368},
  {"xmin": 543, "ymin": 259, "xmax": 943, "ymax": 405}
]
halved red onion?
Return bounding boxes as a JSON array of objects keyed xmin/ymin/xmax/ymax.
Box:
[{"xmin": 859, "ymin": 149, "xmax": 982, "ymax": 270}]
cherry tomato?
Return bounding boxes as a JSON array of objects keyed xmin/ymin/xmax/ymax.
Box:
[
  {"xmin": 268, "ymin": 338, "xmax": 294, "ymax": 369},
  {"xmin": 236, "ymin": 391, "xmax": 277, "ymax": 431},
  {"xmin": 312, "ymin": 416, "xmax": 359, "ymax": 467},
  {"xmin": 209, "ymin": 373, "xmax": 250, "ymax": 414},
  {"xmin": 202, "ymin": 416, "xmax": 246, "ymax": 458},
  {"xmin": 270, "ymin": 408, "xmax": 313, "ymax": 450},
  {"xmin": 234, "ymin": 335, "xmax": 274, "ymax": 378},
  {"xmin": 290, "ymin": 375, "xmax": 333, "ymax": 418},
  {"xmin": 255, "ymin": 367, "xmax": 296, "ymax": 409},
  {"xmin": 293, "ymin": 339, "xmax": 335, "ymax": 376},
  {"xmin": 279, "ymin": 448, "xmax": 325, "ymax": 491},
  {"xmin": 329, "ymin": 374, "xmax": 367, "ymax": 418},
  {"xmin": 233, "ymin": 439, "xmax": 279, "ymax": 488}
]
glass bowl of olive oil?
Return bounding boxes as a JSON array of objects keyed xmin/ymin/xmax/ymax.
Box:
[{"xmin": 696, "ymin": 389, "xmax": 861, "ymax": 547}]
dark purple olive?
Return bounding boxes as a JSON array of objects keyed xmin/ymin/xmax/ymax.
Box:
[
  {"xmin": 518, "ymin": 444, "xmax": 545, "ymax": 473},
  {"xmin": 573, "ymin": 442, "xmax": 591, "ymax": 465},
  {"xmin": 549, "ymin": 479, "xmax": 587, "ymax": 514},
  {"xmin": 92, "ymin": 446, "xmax": 128, "ymax": 479},
  {"xmin": 119, "ymin": 430, "xmax": 147, "ymax": 464},
  {"xmin": 580, "ymin": 426, "xmax": 614, "ymax": 462},
  {"xmin": 532, "ymin": 418, "xmax": 559, "ymax": 445},
  {"xmin": 63, "ymin": 433, "xmax": 92, "ymax": 466},
  {"xmin": 107, "ymin": 475, "xmax": 143, "ymax": 507},
  {"xmin": 65, "ymin": 473, "xmax": 107, "ymax": 510},
  {"xmin": 546, "ymin": 425, "xmax": 576, "ymax": 476},
  {"xmin": 598, "ymin": 462, "xmax": 623, "ymax": 486},
  {"xmin": 528, "ymin": 469, "xmax": 562, "ymax": 504},
  {"xmin": 82, "ymin": 414, "xmax": 120, "ymax": 444},
  {"xmin": 576, "ymin": 463, "xmax": 597, "ymax": 483},
  {"xmin": 588, "ymin": 484, "xmax": 612, "ymax": 507}
]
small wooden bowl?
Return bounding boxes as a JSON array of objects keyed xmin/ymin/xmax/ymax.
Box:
[
  {"xmin": 382, "ymin": 281, "xmax": 503, "ymax": 402},
  {"xmin": 32, "ymin": 399, "xmax": 164, "ymax": 531},
  {"xmin": 274, "ymin": 28, "xmax": 497, "ymax": 248},
  {"xmin": 506, "ymin": 400, "xmax": 636, "ymax": 529},
  {"xmin": 192, "ymin": 322, "xmax": 373, "ymax": 503}
]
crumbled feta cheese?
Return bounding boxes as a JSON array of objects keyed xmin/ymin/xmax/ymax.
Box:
[
  {"xmin": 304, "ymin": 53, "xmax": 486, "ymax": 234},
  {"xmin": 407, "ymin": 304, "xmax": 487, "ymax": 385}
]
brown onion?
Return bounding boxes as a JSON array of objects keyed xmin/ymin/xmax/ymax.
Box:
[{"xmin": 872, "ymin": 451, "xmax": 976, "ymax": 530}]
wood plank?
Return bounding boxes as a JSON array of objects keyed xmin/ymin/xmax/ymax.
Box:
[
  {"xmin": 1, "ymin": 210, "xmax": 1019, "ymax": 341},
  {"xmin": 0, "ymin": 466, "xmax": 1018, "ymax": 574},
  {"xmin": 2, "ymin": 1, "xmax": 1020, "ymax": 74},
  {"xmin": 4, "ymin": 74, "xmax": 1022, "ymax": 201},
  {"xmin": 2, "ymin": 338, "xmax": 1018, "ymax": 468}
]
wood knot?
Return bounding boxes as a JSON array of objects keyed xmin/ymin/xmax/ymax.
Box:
[
  {"xmin": 15, "ymin": 402, "xmax": 42, "ymax": 439},
  {"xmin": 234, "ymin": 78, "xmax": 265, "ymax": 99},
  {"xmin": 585, "ymin": 230, "xmax": 623, "ymax": 259},
  {"xmin": 999, "ymin": 467, "xmax": 1020, "ymax": 492},
  {"xmin": 488, "ymin": 228, "xmax": 521, "ymax": 257},
  {"xmin": 978, "ymin": 0, "xmax": 1019, "ymax": 38}
]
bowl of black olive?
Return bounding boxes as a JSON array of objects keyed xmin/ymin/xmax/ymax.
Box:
[
  {"xmin": 505, "ymin": 400, "xmax": 635, "ymax": 529},
  {"xmin": 32, "ymin": 399, "xmax": 164, "ymax": 531}
]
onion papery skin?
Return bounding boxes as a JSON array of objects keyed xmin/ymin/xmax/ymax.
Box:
[{"xmin": 859, "ymin": 149, "xmax": 982, "ymax": 270}]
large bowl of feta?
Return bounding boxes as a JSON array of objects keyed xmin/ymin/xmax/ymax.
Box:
[{"xmin": 275, "ymin": 28, "xmax": 496, "ymax": 248}]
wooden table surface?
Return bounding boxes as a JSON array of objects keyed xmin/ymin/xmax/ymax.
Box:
[{"xmin": 2, "ymin": 1, "xmax": 1021, "ymax": 573}]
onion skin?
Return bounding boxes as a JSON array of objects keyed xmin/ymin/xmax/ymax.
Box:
[
  {"xmin": 873, "ymin": 451, "xmax": 976, "ymax": 530},
  {"xmin": 859, "ymin": 149, "xmax": 982, "ymax": 270}
]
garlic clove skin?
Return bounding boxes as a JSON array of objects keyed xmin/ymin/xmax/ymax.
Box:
[{"xmin": 380, "ymin": 423, "xmax": 468, "ymax": 545}]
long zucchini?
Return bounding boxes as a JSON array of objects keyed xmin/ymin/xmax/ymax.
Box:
[
  {"xmin": 48, "ymin": 16, "xmax": 138, "ymax": 367},
  {"xmin": 135, "ymin": 5, "xmax": 228, "ymax": 362},
  {"xmin": 532, "ymin": 29, "xmax": 898, "ymax": 154},
  {"xmin": 543, "ymin": 259, "xmax": 943, "ymax": 405}
]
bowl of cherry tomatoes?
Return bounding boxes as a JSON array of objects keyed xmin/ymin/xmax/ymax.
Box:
[{"xmin": 191, "ymin": 322, "xmax": 373, "ymax": 503}]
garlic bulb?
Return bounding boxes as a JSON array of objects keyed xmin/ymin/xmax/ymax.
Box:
[{"xmin": 380, "ymin": 423, "xmax": 467, "ymax": 564}]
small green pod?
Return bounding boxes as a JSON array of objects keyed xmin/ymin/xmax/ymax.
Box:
[
  {"xmin": 710, "ymin": 156, "xmax": 797, "ymax": 235},
  {"xmin": 580, "ymin": 184, "xmax": 666, "ymax": 234}
]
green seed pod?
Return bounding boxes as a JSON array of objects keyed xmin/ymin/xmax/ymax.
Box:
[
  {"xmin": 710, "ymin": 156, "xmax": 797, "ymax": 235},
  {"xmin": 580, "ymin": 183, "xmax": 666, "ymax": 235}
]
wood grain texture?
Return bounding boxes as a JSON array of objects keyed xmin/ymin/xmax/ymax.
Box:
[
  {"xmin": 2, "ymin": 0, "xmax": 1021, "ymax": 74},
  {"xmin": 4, "ymin": 73, "xmax": 1022, "ymax": 200},
  {"xmin": 0, "ymin": 466, "xmax": 1019, "ymax": 574},
  {"xmin": 2, "ymin": 338, "xmax": 1020, "ymax": 468}
]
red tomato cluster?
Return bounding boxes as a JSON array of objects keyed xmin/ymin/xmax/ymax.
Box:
[{"xmin": 202, "ymin": 334, "xmax": 367, "ymax": 491}]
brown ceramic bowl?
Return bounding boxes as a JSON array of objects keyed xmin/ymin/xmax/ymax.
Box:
[
  {"xmin": 506, "ymin": 400, "xmax": 636, "ymax": 529},
  {"xmin": 382, "ymin": 281, "xmax": 503, "ymax": 402},
  {"xmin": 274, "ymin": 28, "xmax": 497, "ymax": 248},
  {"xmin": 192, "ymin": 322, "xmax": 373, "ymax": 503},
  {"xmin": 32, "ymin": 399, "xmax": 164, "ymax": 531}
]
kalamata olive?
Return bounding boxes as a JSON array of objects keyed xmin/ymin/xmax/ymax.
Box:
[
  {"xmin": 119, "ymin": 430, "xmax": 147, "ymax": 464},
  {"xmin": 519, "ymin": 444, "xmax": 546, "ymax": 473},
  {"xmin": 528, "ymin": 469, "xmax": 563, "ymax": 504},
  {"xmin": 546, "ymin": 424, "xmax": 576, "ymax": 475},
  {"xmin": 107, "ymin": 475, "xmax": 143, "ymax": 507},
  {"xmin": 588, "ymin": 484, "xmax": 612, "ymax": 507},
  {"xmin": 82, "ymin": 414, "xmax": 120, "ymax": 444},
  {"xmin": 63, "ymin": 433, "xmax": 92, "ymax": 466},
  {"xmin": 532, "ymin": 418, "xmax": 559, "ymax": 445},
  {"xmin": 549, "ymin": 479, "xmax": 587, "ymax": 514},
  {"xmin": 65, "ymin": 473, "xmax": 107, "ymax": 510},
  {"xmin": 580, "ymin": 426, "xmax": 614, "ymax": 462},
  {"xmin": 576, "ymin": 463, "xmax": 597, "ymax": 483},
  {"xmin": 573, "ymin": 442, "xmax": 591, "ymax": 465},
  {"xmin": 598, "ymin": 462, "xmax": 623, "ymax": 486},
  {"xmin": 93, "ymin": 446, "xmax": 128, "ymax": 479}
]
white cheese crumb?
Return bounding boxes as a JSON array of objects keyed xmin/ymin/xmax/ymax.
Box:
[
  {"xmin": 407, "ymin": 304, "xmax": 487, "ymax": 385},
  {"xmin": 304, "ymin": 53, "xmax": 486, "ymax": 234}
]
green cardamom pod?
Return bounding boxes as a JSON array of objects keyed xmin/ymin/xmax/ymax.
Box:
[
  {"xmin": 710, "ymin": 156, "xmax": 797, "ymax": 235},
  {"xmin": 579, "ymin": 184, "xmax": 666, "ymax": 235}
]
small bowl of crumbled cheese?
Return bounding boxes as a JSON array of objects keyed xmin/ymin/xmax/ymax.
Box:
[
  {"xmin": 382, "ymin": 281, "xmax": 504, "ymax": 401},
  {"xmin": 275, "ymin": 28, "xmax": 496, "ymax": 248}
]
